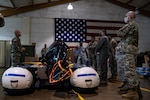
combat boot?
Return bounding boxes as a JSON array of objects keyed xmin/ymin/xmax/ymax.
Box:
[
  {"xmin": 122, "ymin": 89, "xmax": 139, "ymax": 100},
  {"xmin": 118, "ymin": 82, "xmax": 132, "ymax": 95},
  {"xmin": 117, "ymin": 90, "xmax": 128, "ymax": 95},
  {"xmin": 136, "ymin": 83, "xmax": 143, "ymax": 99},
  {"xmin": 120, "ymin": 83, "xmax": 132, "ymax": 91},
  {"xmin": 118, "ymin": 81, "xmax": 127, "ymax": 88}
]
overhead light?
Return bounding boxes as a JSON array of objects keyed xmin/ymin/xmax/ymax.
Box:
[{"xmin": 67, "ymin": 3, "xmax": 73, "ymax": 10}]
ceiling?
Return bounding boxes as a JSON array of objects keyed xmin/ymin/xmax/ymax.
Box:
[{"xmin": 0, "ymin": 0, "xmax": 150, "ymax": 17}]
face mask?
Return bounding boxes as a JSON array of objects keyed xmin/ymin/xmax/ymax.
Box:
[{"xmin": 124, "ymin": 17, "xmax": 129, "ymax": 23}]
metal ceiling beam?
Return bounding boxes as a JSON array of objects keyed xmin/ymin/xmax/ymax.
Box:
[
  {"xmin": 0, "ymin": 5, "xmax": 13, "ymax": 9},
  {"xmin": 0, "ymin": 0, "xmax": 79, "ymax": 17},
  {"xmin": 138, "ymin": 2, "xmax": 150, "ymax": 10},
  {"xmin": 138, "ymin": 9, "xmax": 150, "ymax": 18},
  {"xmin": 10, "ymin": 0, "xmax": 16, "ymax": 9},
  {"xmin": 48, "ymin": 0, "xmax": 52, "ymax": 3},
  {"xmin": 31, "ymin": 0, "xmax": 34, "ymax": 5},
  {"xmin": 105, "ymin": 0, "xmax": 135, "ymax": 10},
  {"xmin": 105, "ymin": 0, "xmax": 150, "ymax": 18},
  {"xmin": 126, "ymin": 0, "xmax": 133, "ymax": 4}
]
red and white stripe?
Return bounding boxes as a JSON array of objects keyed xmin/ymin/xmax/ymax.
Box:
[{"xmin": 86, "ymin": 19, "xmax": 125, "ymax": 42}]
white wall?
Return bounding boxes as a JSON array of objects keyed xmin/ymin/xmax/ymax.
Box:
[
  {"xmin": 136, "ymin": 15, "xmax": 150, "ymax": 52},
  {"xmin": 0, "ymin": 17, "xmax": 22, "ymax": 41},
  {"xmin": 0, "ymin": 0, "xmax": 150, "ymax": 57},
  {"xmin": 30, "ymin": 18, "xmax": 55, "ymax": 57}
]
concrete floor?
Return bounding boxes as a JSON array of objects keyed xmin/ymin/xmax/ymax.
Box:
[{"xmin": 0, "ymin": 68, "xmax": 150, "ymax": 100}]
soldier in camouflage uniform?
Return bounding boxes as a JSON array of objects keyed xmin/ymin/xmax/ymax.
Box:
[
  {"xmin": 87, "ymin": 36, "xmax": 97, "ymax": 70},
  {"xmin": 77, "ymin": 42, "xmax": 88, "ymax": 66},
  {"xmin": 108, "ymin": 37, "xmax": 118, "ymax": 82},
  {"xmin": 11, "ymin": 30, "xmax": 24, "ymax": 67},
  {"xmin": 41, "ymin": 44, "xmax": 48, "ymax": 58},
  {"xmin": 115, "ymin": 11, "xmax": 142, "ymax": 99}
]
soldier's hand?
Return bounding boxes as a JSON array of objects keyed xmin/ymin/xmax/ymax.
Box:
[{"xmin": 21, "ymin": 47, "xmax": 25, "ymax": 51}]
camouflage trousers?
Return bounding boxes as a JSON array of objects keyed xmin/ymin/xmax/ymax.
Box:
[
  {"xmin": 109, "ymin": 54, "xmax": 117, "ymax": 77},
  {"xmin": 11, "ymin": 53, "xmax": 21, "ymax": 67},
  {"xmin": 89, "ymin": 56, "xmax": 97, "ymax": 70},
  {"xmin": 116, "ymin": 53, "xmax": 139, "ymax": 87}
]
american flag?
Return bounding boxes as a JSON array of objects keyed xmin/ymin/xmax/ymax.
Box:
[
  {"xmin": 55, "ymin": 18, "xmax": 86, "ymax": 42},
  {"xmin": 86, "ymin": 20, "xmax": 124, "ymax": 42},
  {"xmin": 55, "ymin": 18, "xmax": 124, "ymax": 43}
]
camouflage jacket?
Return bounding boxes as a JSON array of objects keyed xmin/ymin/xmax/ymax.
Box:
[
  {"xmin": 117, "ymin": 20, "xmax": 139, "ymax": 54},
  {"xmin": 87, "ymin": 41, "xmax": 97, "ymax": 56},
  {"xmin": 11, "ymin": 37, "xmax": 22, "ymax": 53},
  {"xmin": 118, "ymin": 20, "xmax": 139, "ymax": 47}
]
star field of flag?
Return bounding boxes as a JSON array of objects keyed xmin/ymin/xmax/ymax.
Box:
[{"xmin": 55, "ymin": 18, "xmax": 86, "ymax": 42}]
